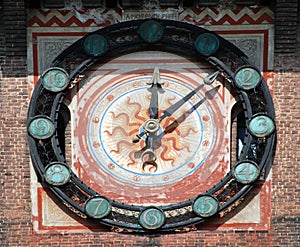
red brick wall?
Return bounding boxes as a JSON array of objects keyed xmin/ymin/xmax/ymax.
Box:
[
  {"xmin": 0, "ymin": 0, "xmax": 32, "ymax": 246},
  {"xmin": 271, "ymin": 56, "xmax": 300, "ymax": 246},
  {"xmin": 0, "ymin": 1, "xmax": 299, "ymax": 247},
  {"xmin": 271, "ymin": 0, "xmax": 300, "ymax": 244}
]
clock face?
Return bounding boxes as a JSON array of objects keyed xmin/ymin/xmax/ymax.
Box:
[
  {"xmin": 72, "ymin": 51, "xmax": 228, "ymax": 204},
  {"xmin": 27, "ymin": 19, "xmax": 276, "ymax": 232},
  {"xmin": 80, "ymin": 67, "xmax": 215, "ymax": 184}
]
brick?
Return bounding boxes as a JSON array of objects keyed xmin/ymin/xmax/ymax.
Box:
[{"xmin": 1, "ymin": 1, "xmax": 300, "ymax": 247}]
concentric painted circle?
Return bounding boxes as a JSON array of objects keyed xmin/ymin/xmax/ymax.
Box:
[
  {"xmin": 248, "ymin": 114, "xmax": 275, "ymax": 138},
  {"xmin": 27, "ymin": 19, "xmax": 276, "ymax": 232},
  {"xmin": 193, "ymin": 195, "xmax": 219, "ymax": 217},
  {"xmin": 195, "ymin": 33, "xmax": 220, "ymax": 56},
  {"xmin": 138, "ymin": 20, "xmax": 164, "ymax": 43},
  {"xmin": 44, "ymin": 162, "xmax": 70, "ymax": 186},
  {"xmin": 28, "ymin": 116, "xmax": 55, "ymax": 139},
  {"xmin": 232, "ymin": 160, "xmax": 260, "ymax": 184},
  {"xmin": 87, "ymin": 76, "xmax": 215, "ymax": 186},
  {"xmin": 139, "ymin": 207, "xmax": 165, "ymax": 230},
  {"xmin": 234, "ymin": 66, "xmax": 261, "ymax": 90},
  {"xmin": 41, "ymin": 67, "xmax": 69, "ymax": 92},
  {"xmin": 84, "ymin": 196, "xmax": 112, "ymax": 219}
]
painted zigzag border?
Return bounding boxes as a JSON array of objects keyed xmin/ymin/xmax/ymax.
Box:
[{"xmin": 28, "ymin": 7, "xmax": 274, "ymax": 27}]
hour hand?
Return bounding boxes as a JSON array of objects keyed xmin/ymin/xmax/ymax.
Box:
[
  {"xmin": 147, "ymin": 67, "xmax": 164, "ymax": 119},
  {"xmin": 132, "ymin": 68, "xmax": 163, "ymax": 143}
]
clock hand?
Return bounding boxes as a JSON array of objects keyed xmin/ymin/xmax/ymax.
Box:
[
  {"xmin": 163, "ymin": 85, "xmax": 221, "ymax": 135},
  {"xmin": 141, "ymin": 67, "xmax": 163, "ymax": 160},
  {"xmin": 158, "ymin": 71, "xmax": 219, "ymax": 122},
  {"xmin": 142, "ymin": 136, "xmax": 156, "ymax": 162},
  {"xmin": 138, "ymin": 73, "xmax": 219, "ymax": 166},
  {"xmin": 139, "ymin": 119, "xmax": 160, "ymax": 164},
  {"xmin": 133, "ymin": 81, "xmax": 204, "ymax": 143},
  {"xmin": 132, "ymin": 71, "xmax": 219, "ymax": 143},
  {"xmin": 132, "ymin": 67, "xmax": 163, "ymax": 143},
  {"xmin": 157, "ymin": 84, "xmax": 203, "ymax": 122},
  {"xmin": 147, "ymin": 66, "xmax": 164, "ymax": 119},
  {"xmin": 204, "ymin": 71, "xmax": 220, "ymax": 85}
]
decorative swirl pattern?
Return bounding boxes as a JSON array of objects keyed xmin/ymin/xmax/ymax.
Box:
[
  {"xmin": 139, "ymin": 207, "xmax": 166, "ymax": 230},
  {"xmin": 232, "ymin": 160, "xmax": 260, "ymax": 184},
  {"xmin": 139, "ymin": 20, "xmax": 165, "ymax": 43},
  {"xmin": 44, "ymin": 163, "xmax": 70, "ymax": 186},
  {"xmin": 84, "ymin": 196, "xmax": 111, "ymax": 219},
  {"xmin": 234, "ymin": 67, "xmax": 261, "ymax": 90},
  {"xmin": 28, "ymin": 116, "xmax": 55, "ymax": 139},
  {"xmin": 194, "ymin": 33, "xmax": 220, "ymax": 56},
  {"xmin": 193, "ymin": 195, "xmax": 219, "ymax": 217},
  {"xmin": 41, "ymin": 67, "xmax": 69, "ymax": 92},
  {"xmin": 248, "ymin": 114, "xmax": 275, "ymax": 138},
  {"xmin": 83, "ymin": 34, "xmax": 108, "ymax": 57}
]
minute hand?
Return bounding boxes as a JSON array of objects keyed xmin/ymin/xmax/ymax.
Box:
[{"xmin": 158, "ymin": 83, "xmax": 204, "ymax": 122}]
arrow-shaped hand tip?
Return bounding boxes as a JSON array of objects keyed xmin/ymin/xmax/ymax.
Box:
[
  {"xmin": 147, "ymin": 67, "xmax": 164, "ymax": 86},
  {"xmin": 204, "ymin": 71, "xmax": 219, "ymax": 85}
]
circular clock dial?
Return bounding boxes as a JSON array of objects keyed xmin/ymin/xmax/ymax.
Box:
[
  {"xmin": 27, "ymin": 19, "xmax": 276, "ymax": 232},
  {"xmin": 89, "ymin": 76, "xmax": 213, "ymax": 183},
  {"xmin": 78, "ymin": 71, "xmax": 213, "ymax": 177},
  {"xmin": 72, "ymin": 51, "xmax": 228, "ymax": 203}
]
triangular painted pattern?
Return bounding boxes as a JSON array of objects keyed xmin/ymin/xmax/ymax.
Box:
[{"xmin": 28, "ymin": 7, "xmax": 274, "ymax": 27}]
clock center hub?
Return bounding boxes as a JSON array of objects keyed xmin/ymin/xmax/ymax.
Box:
[{"xmin": 143, "ymin": 119, "xmax": 160, "ymax": 133}]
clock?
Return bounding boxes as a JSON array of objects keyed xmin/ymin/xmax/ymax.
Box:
[{"xmin": 27, "ymin": 19, "xmax": 276, "ymax": 232}]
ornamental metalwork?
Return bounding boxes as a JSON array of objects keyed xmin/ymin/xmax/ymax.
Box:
[{"xmin": 27, "ymin": 19, "xmax": 276, "ymax": 232}]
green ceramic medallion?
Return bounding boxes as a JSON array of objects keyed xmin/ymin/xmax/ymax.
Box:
[
  {"xmin": 195, "ymin": 33, "xmax": 220, "ymax": 56},
  {"xmin": 85, "ymin": 196, "xmax": 112, "ymax": 219},
  {"xmin": 139, "ymin": 207, "xmax": 165, "ymax": 230},
  {"xmin": 44, "ymin": 163, "xmax": 70, "ymax": 186},
  {"xmin": 42, "ymin": 67, "xmax": 69, "ymax": 92},
  {"xmin": 83, "ymin": 33, "xmax": 108, "ymax": 56},
  {"xmin": 248, "ymin": 114, "xmax": 275, "ymax": 138},
  {"xmin": 234, "ymin": 67, "xmax": 261, "ymax": 90},
  {"xmin": 139, "ymin": 20, "xmax": 164, "ymax": 43},
  {"xmin": 233, "ymin": 161, "xmax": 260, "ymax": 184},
  {"xmin": 193, "ymin": 195, "xmax": 219, "ymax": 217},
  {"xmin": 28, "ymin": 116, "xmax": 55, "ymax": 139}
]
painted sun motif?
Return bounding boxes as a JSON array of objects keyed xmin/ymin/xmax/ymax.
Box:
[{"xmin": 87, "ymin": 76, "xmax": 215, "ymax": 185}]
